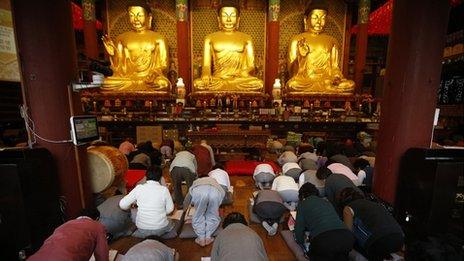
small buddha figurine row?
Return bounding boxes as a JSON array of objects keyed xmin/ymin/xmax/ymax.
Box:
[
  {"xmin": 101, "ymin": 0, "xmax": 353, "ymax": 96},
  {"xmin": 194, "ymin": 98, "xmax": 263, "ymax": 109}
]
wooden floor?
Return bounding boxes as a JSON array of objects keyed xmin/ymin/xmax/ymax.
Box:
[{"xmin": 110, "ymin": 174, "xmax": 296, "ymax": 261}]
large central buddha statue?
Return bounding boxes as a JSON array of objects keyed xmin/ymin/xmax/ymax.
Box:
[
  {"xmin": 101, "ymin": 5, "xmax": 170, "ymax": 93},
  {"xmin": 286, "ymin": 0, "xmax": 354, "ymax": 94},
  {"xmin": 193, "ymin": 4, "xmax": 263, "ymax": 94}
]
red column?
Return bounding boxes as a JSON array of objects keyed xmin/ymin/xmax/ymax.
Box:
[
  {"xmin": 342, "ymin": 8, "xmax": 352, "ymax": 77},
  {"xmin": 373, "ymin": 0, "xmax": 450, "ymax": 204},
  {"xmin": 82, "ymin": 0, "xmax": 99, "ymax": 59},
  {"xmin": 354, "ymin": 0, "xmax": 370, "ymax": 93},
  {"xmin": 177, "ymin": 22, "xmax": 191, "ymax": 93},
  {"xmin": 266, "ymin": 21, "xmax": 280, "ymax": 98},
  {"xmin": 176, "ymin": 1, "xmax": 191, "ymax": 94},
  {"xmin": 12, "ymin": 0, "xmax": 93, "ymax": 217},
  {"xmin": 265, "ymin": 0, "xmax": 280, "ymax": 98}
]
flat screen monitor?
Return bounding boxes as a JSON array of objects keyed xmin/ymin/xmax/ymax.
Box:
[{"xmin": 70, "ymin": 116, "xmax": 99, "ymax": 145}]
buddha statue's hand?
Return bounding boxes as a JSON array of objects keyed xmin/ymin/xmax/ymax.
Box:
[
  {"xmin": 201, "ymin": 75, "xmax": 212, "ymax": 86},
  {"xmin": 297, "ymin": 38, "xmax": 310, "ymax": 57},
  {"xmin": 144, "ymin": 68, "xmax": 163, "ymax": 83},
  {"xmin": 332, "ymin": 76, "xmax": 341, "ymax": 86},
  {"xmin": 102, "ymin": 35, "xmax": 115, "ymax": 55}
]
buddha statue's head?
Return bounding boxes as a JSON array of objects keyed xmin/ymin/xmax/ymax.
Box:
[
  {"xmin": 127, "ymin": 5, "xmax": 152, "ymax": 32},
  {"xmin": 303, "ymin": 0, "xmax": 328, "ymax": 34},
  {"xmin": 217, "ymin": 5, "xmax": 240, "ymax": 32}
]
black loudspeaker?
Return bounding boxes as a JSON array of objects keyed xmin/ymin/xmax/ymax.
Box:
[
  {"xmin": 0, "ymin": 148, "xmax": 63, "ymax": 260},
  {"xmin": 396, "ymin": 148, "xmax": 464, "ymax": 239}
]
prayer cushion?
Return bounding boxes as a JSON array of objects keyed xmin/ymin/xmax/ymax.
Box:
[
  {"xmin": 225, "ymin": 160, "xmax": 280, "ymax": 176},
  {"xmin": 281, "ymin": 230, "xmax": 369, "ymax": 261},
  {"xmin": 160, "ymin": 219, "xmax": 181, "ymax": 240},
  {"xmin": 280, "ymin": 230, "xmax": 309, "ymax": 261},
  {"xmin": 124, "ymin": 169, "xmax": 146, "ymax": 192},
  {"xmin": 178, "ymin": 222, "xmax": 222, "ymax": 239}
]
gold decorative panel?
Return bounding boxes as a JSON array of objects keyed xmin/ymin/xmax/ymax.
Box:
[
  {"xmin": 105, "ymin": 0, "xmax": 178, "ymax": 70},
  {"xmin": 190, "ymin": 3, "xmax": 266, "ymax": 81},
  {"xmin": 278, "ymin": 0, "xmax": 347, "ymax": 82}
]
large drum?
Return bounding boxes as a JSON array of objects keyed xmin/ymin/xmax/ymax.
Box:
[{"xmin": 87, "ymin": 145, "xmax": 128, "ymax": 194}]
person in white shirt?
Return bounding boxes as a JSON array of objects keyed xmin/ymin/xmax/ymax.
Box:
[
  {"xmin": 119, "ymin": 166, "xmax": 175, "ymax": 238},
  {"xmin": 169, "ymin": 150, "xmax": 198, "ymax": 206},
  {"xmin": 326, "ymin": 162, "xmax": 361, "ymax": 186},
  {"xmin": 200, "ymin": 139, "xmax": 216, "ymax": 166},
  {"xmin": 253, "ymin": 163, "xmax": 276, "ymax": 189},
  {"xmin": 183, "ymin": 177, "xmax": 225, "ymax": 246},
  {"xmin": 281, "ymin": 162, "xmax": 302, "ymax": 181},
  {"xmin": 208, "ymin": 164, "xmax": 232, "ymax": 205},
  {"xmin": 277, "ymin": 150, "xmax": 298, "ymax": 166},
  {"xmin": 271, "ymin": 174, "xmax": 299, "ymax": 210}
]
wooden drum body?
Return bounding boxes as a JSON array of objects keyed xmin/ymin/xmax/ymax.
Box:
[{"xmin": 87, "ymin": 145, "xmax": 128, "ymax": 194}]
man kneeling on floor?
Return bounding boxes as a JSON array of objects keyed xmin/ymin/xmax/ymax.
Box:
[
  {"xmin": 29, "ymin": 208, "xmax": 108, "ymax": 261},
  {"xmin": 211, "ymin": 212, "xmax": 268, "ymax": 261},
  {"xmin": 119, "ymin": 166, "xmax": 175, "ymax": 238},
  {"xmin": 295, "ymin": 183, "xmax": 354, "ymax": 260},
  {"xmin": 122, "ymin": 236, "xmax": 179, "ymax": 261},
  {"xmin": 184, "ymin": 176, "xmax": 225, "ymax": 246},
  {"xmin": 253, "ymin": 190, "xmax": 288, "ymax": 236}
]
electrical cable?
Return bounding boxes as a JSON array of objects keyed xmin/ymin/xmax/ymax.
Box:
[{"xmin": 20, "ymin": 105, "xmax": 72, "ymax": 144}]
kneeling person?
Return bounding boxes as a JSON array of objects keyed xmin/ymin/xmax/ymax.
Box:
[
  {"xmin": 208, "ymin": 163, "xmax": 233, "ymax": 205},
  {"xmin": 29, "ymin": 208, "xmax": 108, "ymax": 261},
  {"xmin": 122, "ymin": 236, "xmax": 178, "ymax": 261},
  {"xmin": 211, "ymin": 212, "xmax": 268, "ymax": 261},
  {"xmin": 253, "ymin": 163, "xmax": 276, "ymax": 189},
  {"xmin": 271, "ymin": 174, "xmax": 299, "ymax": 210},
  {"xmin": 295, "ymin": 183, "xmax": 354, "ymax": 260},
  {"xmin": 184, "ymin": 177, "xmax": 225, "ymax": 246},
  {"xmin": 119, "ymin": 166, "xmax": 175, "ymax": 238},
  {"xmin": 339, "ymin": 188, "xmax": 404, "ymax": 261},
  {"xmin": 253, "ymin": 190, "xmax": 288, "ymax": 236}
]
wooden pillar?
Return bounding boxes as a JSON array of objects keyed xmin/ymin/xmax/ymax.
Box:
[
  {"xmin": 12, "ymin": 0, "xmax": 93, "ymax": 217},
  {"xmin": 266, "ymin": 0, "xmax": 280, "ymax": 98},
  {"xmin": 176, "ymin": 0, "xmax": 191, "ymax": 94},
  {"xmin": 82, "ymin": 0, "xmax": 99, "ymax": 59},
  {"xmin": 342, "ymin": 6, "xmax": 352, "ymax": 77},
  {"xmin": 354, "ymin": 0, "xmax": 370, "ymax": 93},
  {"xmin": 373, "ymin": 0, "xmax": 450, "ymax": 204}
]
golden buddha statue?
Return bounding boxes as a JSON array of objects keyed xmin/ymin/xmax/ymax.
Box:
[
  {"xmin": 193, "ymin": 5, "xmax": 263, "ymax": 94},
  {"xmin": 101, "ymin": 5, "xmax": 170, "ymax": 93},
  {"xmin": 286, "ymin": 0, "xmax": 354, "ymax": 94}
]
